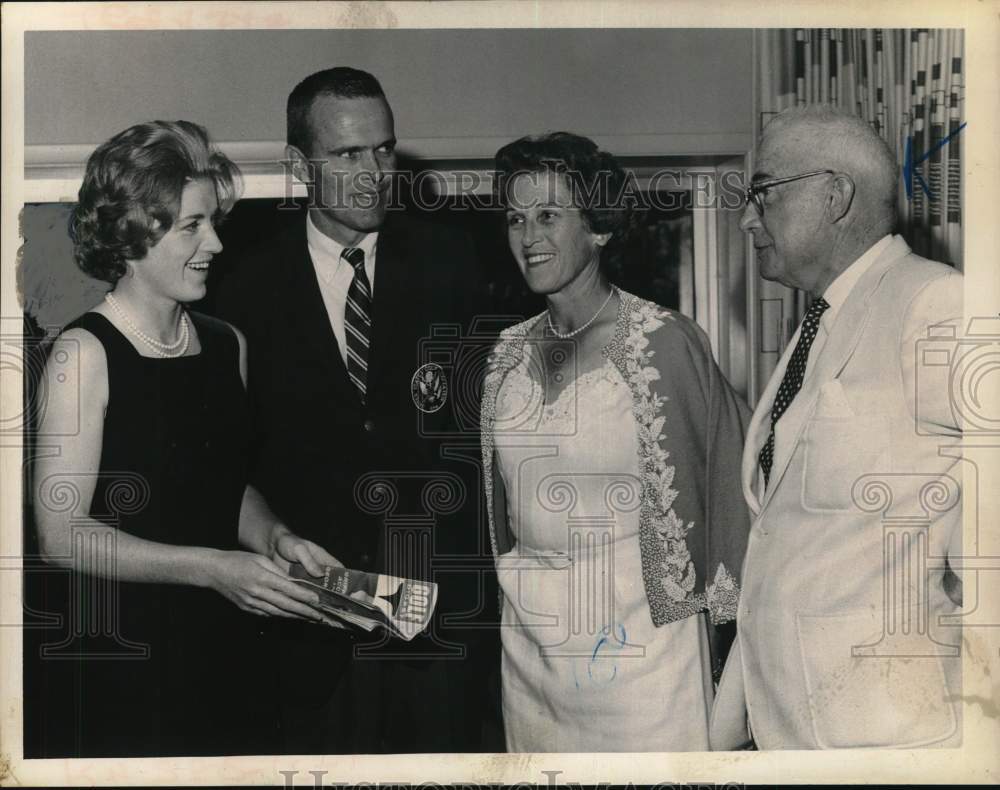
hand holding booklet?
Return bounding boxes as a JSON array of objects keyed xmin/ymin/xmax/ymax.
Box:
[{"xmin": 289, "ymin": 563, "xmax": 438, "ymax": 641}]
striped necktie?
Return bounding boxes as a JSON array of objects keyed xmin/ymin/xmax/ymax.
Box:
[
  {"xmin": 758, "ymin": 297, "xmax": 830, "ymax": 489},
  {"xmin": 343, "ymin": 247, "xmax": 372, "ymax": 400}
]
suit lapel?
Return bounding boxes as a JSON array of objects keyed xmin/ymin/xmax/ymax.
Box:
[
  {"xmin": 367, "ymin": 216, "xmax": 413, "ymax": 393},
  {"xmin": 284, "ymin": 220, "xmax": 356, "ymax": 403},
  {"xmin": 743, "ymin": 354, "xmax": 783, "ymax": 515},
  {"xmin": 757, "ymin": 236, "xmax": 911, "ymax": 510}
]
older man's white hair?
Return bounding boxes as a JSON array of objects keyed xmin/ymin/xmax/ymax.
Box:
[{"xmin": 764, "ymin": 105, "xmax": 899, "ymax": 237}]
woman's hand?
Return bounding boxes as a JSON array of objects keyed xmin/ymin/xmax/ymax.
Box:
[
  {"xmin": 204, "ymin": 549, "xmax": 327, "ymax": 621},
  {"xmin": 271, "ymin": 531, "xmax": 344, "ymax": 578}
]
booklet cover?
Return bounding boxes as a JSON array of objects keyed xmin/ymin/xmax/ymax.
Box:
[{"xmin": 289, "ymin": 563, "xmax": 437, "ymax": 641}]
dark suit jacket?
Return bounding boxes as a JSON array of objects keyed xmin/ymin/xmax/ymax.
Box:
[{"xmin": 215, "ymin": 211, "xmax": 498, "ymax": 705}]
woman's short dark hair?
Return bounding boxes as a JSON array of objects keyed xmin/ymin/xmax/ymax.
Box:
[
  {"xmin": 494, "ymin": 131, "xmax": 635, "ymax": 260},
  {"xmin": 71, "ymin": 120, "xmax": 241, "ymax": 284}
]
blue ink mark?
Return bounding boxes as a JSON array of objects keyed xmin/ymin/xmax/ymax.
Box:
[
  {"xmin": 586, "ymin": 622, "xmax": 626, "ymax": 685},
  {"xmin": 587, "ymin": 660, "xmax": 617, "ymax": 684},
  {"xmin": 591, "ymin": 634, "xmax": 608, "ymax": 662},
  {"xmin": 904, "ymin": 121, "xmax": 967, "ymax": 201}
]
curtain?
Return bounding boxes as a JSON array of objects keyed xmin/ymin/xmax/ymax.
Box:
[
  {"xmin": 750, "ymin": 29, "xmax": 964, "ymax": 403},
  {"xmin": 756, "ymin": 29, "xmax": 964, "ymax": 270}
]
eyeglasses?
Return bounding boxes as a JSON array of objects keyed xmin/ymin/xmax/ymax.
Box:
[{"xmin": 744, "ymin": 169, "xmax": 835, "ymax": 216}]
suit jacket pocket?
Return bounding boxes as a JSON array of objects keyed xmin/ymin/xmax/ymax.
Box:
[
  {"xmin": 801, "ymin": 414, "xmax": 891, "ymax": 512},
  {"xmin": 795, "ymin": 607, "xmax": 957, "ymax": 748}
]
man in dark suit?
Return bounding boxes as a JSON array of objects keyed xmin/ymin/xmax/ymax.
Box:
[{"xmin": 216, "ymin": 67, "xmax": 499, "ymax": 753}]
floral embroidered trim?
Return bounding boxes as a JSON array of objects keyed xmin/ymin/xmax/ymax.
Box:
[
  {"xmin": 706, "ymin": 563, "xmax": 740, "ymax": 625},
  {"xmin": 481, "ymin": 316, "xmax": 540, "ymax": 558},
  {"xmin": 482, "ymin": 292, "xmax": 732, "ymax": 628},
  {"xmin": 604, "ymin": 292, "xmax": 702, "ymax": 627}
]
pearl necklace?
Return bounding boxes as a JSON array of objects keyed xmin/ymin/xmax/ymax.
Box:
[
  {"xmin": 104, "ymin": 292, "xmax": 190, "ymax": 358},
  {"xmin": 546, "ymin": 286, "xmax": 617, "ymax": 339}
]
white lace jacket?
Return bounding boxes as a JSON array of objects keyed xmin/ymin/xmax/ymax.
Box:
[{"xmin": 481, "ymin": 290, "xmax": 751, "ymax": 627}]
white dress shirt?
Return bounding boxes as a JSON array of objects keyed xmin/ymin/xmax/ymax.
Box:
[
  {"xmin": 305, "ymin": 212, "xmax": 379, "ymax": 367},
  {"xmin": 805, "ymin": 233, "xmax": 892, "ymax": 378}
]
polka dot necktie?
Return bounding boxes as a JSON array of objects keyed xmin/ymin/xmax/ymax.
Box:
[
  {"xmin": 343, "ymin": 247, "xmax": 372, "ymax": 401},
  {"xmin": 758, "ymin": 297, "xmax": 830, "ymax": 489}
]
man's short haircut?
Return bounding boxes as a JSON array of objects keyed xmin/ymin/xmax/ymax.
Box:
[
  {"xmin": 765, "ymin": 104, "xmax": 899, "ymax": 228},
  {"xmin": 71, "ymin": 120, "xmax": 241, "ymax": 284},
  {"xmin": 286, "ymin": 67, "xmax": 386, "ymax": 155}
]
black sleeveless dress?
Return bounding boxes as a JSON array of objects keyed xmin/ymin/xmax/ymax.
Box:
[{"xmin": 24, "ymin": 311, "xmax": 279, "ymax": 757}]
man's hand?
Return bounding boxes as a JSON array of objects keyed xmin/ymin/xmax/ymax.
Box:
[{"xmin": 272, "ymin": 530, "xmax": 344, "ymax": 578}]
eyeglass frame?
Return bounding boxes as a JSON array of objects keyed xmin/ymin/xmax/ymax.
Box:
[{"xmin": 744, "ymin": 169, "xmax": 836, "ymax": 216}]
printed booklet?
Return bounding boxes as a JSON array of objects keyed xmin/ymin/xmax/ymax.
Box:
[{"xmin": 289, "ymin": 563, "xmax": 437, "ymax": 641}]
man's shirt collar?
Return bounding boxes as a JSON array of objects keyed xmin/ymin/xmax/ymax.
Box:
[
  {"xmin": 306, "ymin": 212, "xmax": 379, "ymax": 266},
  {"xmin": 820, "ymin": 234, "xmax": 893, "ymax": 325}
]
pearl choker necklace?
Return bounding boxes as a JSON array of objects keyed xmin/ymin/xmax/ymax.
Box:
[
  {"xmin": 104, "ymin": 292, "xmax": 190, "ymax": 358},
  {"xmin": 546, "ymin": 286, "xmax": 617, "ymax": 339}
]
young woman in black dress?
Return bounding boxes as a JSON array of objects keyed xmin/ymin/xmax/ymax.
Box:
[{"xmin": 27, "ymin": 121, "xmax": 338, "ymax": 757}]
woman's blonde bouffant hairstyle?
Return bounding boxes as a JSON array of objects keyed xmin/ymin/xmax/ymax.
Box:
[{"xmin": 70, "ymin": 120, "xmax": 242, "ymax": 283}]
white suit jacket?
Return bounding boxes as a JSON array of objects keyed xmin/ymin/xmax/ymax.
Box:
[{"xmin": 710, "ymin": 236, "xmax": 964, "ymax": 749}]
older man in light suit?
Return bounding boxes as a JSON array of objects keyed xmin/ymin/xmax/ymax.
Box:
[{"xmin": 710, "ymin": 105, "xmax": 964, "ymax": 749}]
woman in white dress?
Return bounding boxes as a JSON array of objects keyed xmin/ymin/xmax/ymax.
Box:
[{"xmin": 482, "ymin": 132, "xmax": 751, "ymax": 752}]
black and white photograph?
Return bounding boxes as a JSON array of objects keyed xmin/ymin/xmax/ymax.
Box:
[{"xmin": 2, "ymin": 1, "xmax": 998, "ymax": 785}]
